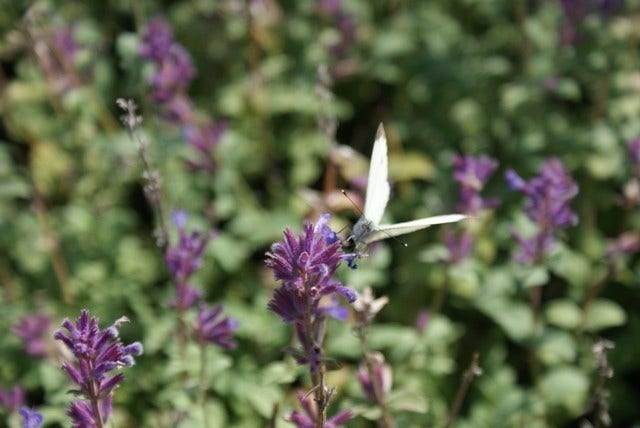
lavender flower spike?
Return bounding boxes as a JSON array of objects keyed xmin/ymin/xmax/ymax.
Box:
[
  {"xmin": 54, "ymin": 310, "xmax": 143, "ymax": 428},
  {"xmin": 194, "ymin": 304, "xmax": 239, "ymax": 350},
  {"xmin": 452, "ymin": 154, "xmax": 499, "ymax": 216},
  {"xmin": 12, "ymin": 312, "xmax": 53, "ymax": 357},
  {"xmin": 265, "ymin": 214, "xmax": 357, "ymax": 324},
  {"xmin": 19, "ymin": 407, "xmax": 43, "ymax": 428},
  {"xmin": 506, "ymin": 158, "xmax": 579, "ymax": 264}
]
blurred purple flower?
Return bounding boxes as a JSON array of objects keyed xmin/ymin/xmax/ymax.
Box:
[
  {"xmin": 444, "ymin": 229, "xmax": 474, "ymax": 264},
  {"xmin": 165, "ymin": 211, "xmax": 214, "ymax": 310},
  {"xmin": 11, "ymin": 312, "xmax": 53, "ymax": 357},
  {"xmin": 265, "ymin": 214, "xmax": 356, "ymax": 324},
  {"xmin": 357, "ymin": 354, "xmax": 392, "ymax": 403},
  {"xmin": 53, "ymin": 27, "xmax": 80, "ymax": 60},
  {"xmin": 453, "ymin": 154, "xmax": 499, "ymax": 216},
  {"xmin": 415, "ymin": 309, "xmax": 430, "ymax": 335},
  {"xmin": 148, "ymin": 45, "xmax": 196, "ymax": 103},
  {"xmin": 183, "ymin": 121, "xmax": 227, "ymax": 171},
  {"xmin": 0, "ymin": 385, "xmax": 25, "ymax": 412},
  {"xmin": 138, "ymin": 17, "xmax": 174, "ymax": 62},
  {"xmin": 506, "ymin": 158, "xmax": 578, "ymax": 263},
  {"xmin": 193, "ymin": 304, "xmax": 239, "ymax": 350},
  {"xmin": 605, "ymin": 232, "xmax": 640, "ymax": 260},
  {"xmin": 54, "ymin": 310, "xmax": 143, "ymax": 428},
  {"xmin": 19, "ymin": 407, "xmax": 43, "ymax": 428},
  {"xmin": 286, "ymin": 391, "xmax": 353, "ymax": 428}
]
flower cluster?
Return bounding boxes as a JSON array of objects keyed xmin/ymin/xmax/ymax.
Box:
[
  {"xmin": 445, "ymin": 154, "xmax": 499, "ymax": 264},
  {"xmin": 506, "ymin": 158, "xmax": 579, "ymax": 264},
  {"xmin": 265, "ymin": 214, "xmax": 357, "ymax": 326},
  {"xmin": 19, "ymin": 407, "xmax": 44, "ymax": 428},
  {"xmin": 357, "ymin": 353, "xmax": 392, "ymax": 404},
  {"xmin": 165, "ymin": 211, "xmax": 239, "ymax": 350},
  {"xmin": 165, "ymin": 211, "xmax": 214, "ymax": 310},
  {"xmin": 286, "ymin": 391, "xmax": 353, "ymax": 428},
  {"xmin": 54, "ymin": 310, "xmax": 143, "ymax": 427},
  {"xmin": 453, "ymin": 154, "xmax": 499, "ymax": 216},
  {"xmin": 0, "ymin": 385, "xmax": 24, "ymax": 413},
  {"xmin": 139, "ymin": 17, "xmax": 225, "ymax": 171},
  {"xmin": 317, "ymin": 0, "xmax": 357, "ymax": 79},
  {"xmin": 11, "ymin": 312, "xmax": 53, "ymax": 358},
  {"xmin": 193, "ymin": 303, "xmax": 239, "ymax": 350}
]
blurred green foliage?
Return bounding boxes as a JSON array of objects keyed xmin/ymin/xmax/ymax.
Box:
[{"xmin": 1, "ymin": 0, "xmax": 639, "ymax": 427}]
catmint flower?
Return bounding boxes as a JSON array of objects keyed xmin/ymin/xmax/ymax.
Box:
[
  {"xmin": 445, "ymin": 154, "xmax": 498, "ymax": 264},
  {"xmin": 54, "ymin": 310, "xmax": 143, "ymax": 428},
  {"xmin": 352, "ymin": 287, "xmax": 388, "ymax": 327},
  {"xmin": 138, "ymin": 17, "xmax": 174, "ymax": 62},
  {"xmin": 183, "ymin": 121, "xmax": 227, "ymax": 171},
  {"xmin": 443, "ymin": 229, "xmax": 474, "ymax": 264},
  {"xmin": 452, "ymin": 154, "xmax": 499, "ymax": 216},
  {"xmin": 19, "ymin": 407, "xmax": 43, "ymax": 428},
  {"xmin": 265, "ymin": 214, "xmax": 357, "ymax": 324},
  {"xmin": 165, "ymin": 211, "xmax": 214, "ymax": 310},
  {"xmin": 11, "ymin": 312, "xmax": 53, "ymax": 357},
  {"xmin": 193, "ymin": 304, "xmax": 239, "ymax": 350},
  {"xmin": 357, "ymin": 353, "xmax": 392, "ymax": 403},
  {"xmin": 506, "ymin": 158, "xmax": 578, "ymax": 264},
  {"xmin": 286, "ymin": 391, "xmax": 353, "ymax": 428},
  {"xmin": 0, "ymin": 385, "xmax": 24, "ymax": 412}
]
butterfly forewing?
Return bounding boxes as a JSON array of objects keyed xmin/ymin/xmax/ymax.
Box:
[{"xmin": 362, "ymin": 124, "xmax": 390, "ymax": 225}]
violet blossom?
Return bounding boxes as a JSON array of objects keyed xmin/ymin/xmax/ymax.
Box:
[
  {"xmin": 265, "ymin": 213, "xmax": 356, "ymax": 376},
  {"xmin": 54, "ymin": 310, "xmax": 143, "ymax": 428},
  {"xmin": 265, "ymin": 214, "xmax": 357, "ymax": 325},
  {"xmin": 0, "ymin": 385, "xmax": 25, "ymax": 413},
  {"xmin": 19, "ymin": 407, "xmax": 43, "ymax": 428},
  {"xmin": 357, "ymin": 353, "xmax": 392, "ymax": 403},
  {"xmin": 165, "ymin": 210, "xmax": 214, "ymax": 311},
  {"xmin": 445, "ymin": 154, "xmax": 498, "ymax": 264},
  {"xmin": 11, "ymin": 312, "xmax": 53, "ymax": 358},
  {"xmin": 286, "ymin": 391, "xmax": 353, "ymax": 428},
  {"xmin": 505, "ymin": 158, "xmax": 579, "ymax": 264},
  {"xmin": 193, "ymin": 304, "xmax": 239, "ymax": 350},
  {"xmin": 138, "ymin": 17, "xmax": 225, "ymax": 171}
]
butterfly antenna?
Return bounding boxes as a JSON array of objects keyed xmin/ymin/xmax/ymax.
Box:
[{"xmin": 340, "ymin": 189, "xmax": 364, "ymax": 216}]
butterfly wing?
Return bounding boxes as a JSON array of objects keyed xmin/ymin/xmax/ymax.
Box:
[
  {"xmin": 362, "ymin": 124, "xmax": 390, "ymax": 224},
  {"xmin": 362, "ymin": 214, "xmax": 467, "ymax": 244}
]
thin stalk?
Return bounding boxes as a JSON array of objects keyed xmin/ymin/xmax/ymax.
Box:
[
  {"xmin": 199, "ymin": 343, "xmax": 211, "ymax": 428},
  {"xmin": 444, "ymin": 352, "xmax": 481, "ymax": 428}
]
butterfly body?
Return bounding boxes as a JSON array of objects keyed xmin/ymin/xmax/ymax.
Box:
[{"xmin": 350, "ymin": 124, "xmax": 465, "ymax": 250}]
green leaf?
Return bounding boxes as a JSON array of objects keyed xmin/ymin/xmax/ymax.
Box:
[
  {"xmin": 544, "ymin": 299, "xmax": 582, "ymax": 330},
  {"xmin": 584, "ymin": 298, "xmax": 627, "ymax": 331},
  {"xmin": 537, "ymin": 330, "xmax": 577, "ymax": 365},
  {"xmin": 539, "ymin": 367, "xmax": 589, "ymax": 414}
]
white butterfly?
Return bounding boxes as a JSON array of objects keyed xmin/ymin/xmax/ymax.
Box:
[{"xmin": 350, "ymin": 124, "xmax": 466, "ymax": 249}]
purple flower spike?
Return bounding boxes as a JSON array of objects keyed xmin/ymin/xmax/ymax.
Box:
[
  {"xmin": 19, "ymin": 407, "xmax": 43, "ymax": 428},
  {"xmin": 0, "ymin": 385, "xmax": 25, "ymax": 412},
  {"xmin": 165, "ymin": 211, "xmax": 215, "ymax": 310},
  {"xmin": 54, "ymin": 310, "xmax": 143, "ymax": 428},
  {"xmin": 506, "ymin": 158, "xmax": 579, "ymax": 264},
  {"xmin": 138, "ymin": 17, "xmax": 174, "ymax": 62},
  {"xmin": 265, "ymin": 215, "xmax": 357, "ymax": 324},
  {"xmin": 357, "ymin": 353, "xmax": 392, "ymax": 403},
  {"xmin": 11, "ymin": 312, "xmax": 53, "ymax": 357},
  {"xmin": 453, "ymin": 154, "xmax": 499, "ymax": 216},
  {"xmin": 194, "ymin": 304, "xmax": 239, "ymax": 350},
  {"xmin": 286, "ymin": 391, "xmax": 353, "ymax": 428}
]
